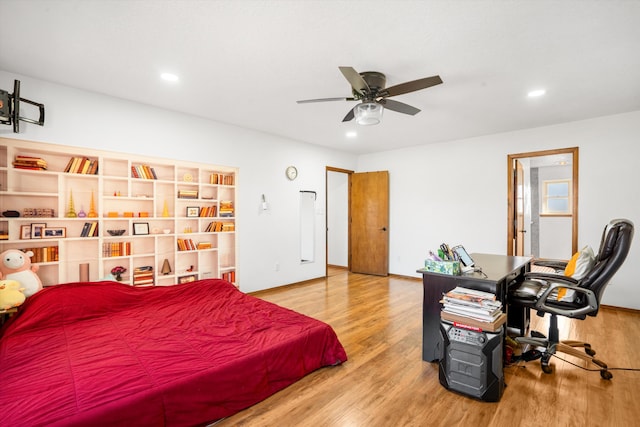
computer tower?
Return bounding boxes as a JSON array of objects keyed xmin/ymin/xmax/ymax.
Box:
[{"xmin": 438, "ymin": 320, "xmax": 504, "ymax": 402}]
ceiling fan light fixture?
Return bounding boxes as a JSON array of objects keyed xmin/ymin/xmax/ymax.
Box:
[{"xmin": 354, "ymin": 102, "xmax": 383, "ymax": 125}]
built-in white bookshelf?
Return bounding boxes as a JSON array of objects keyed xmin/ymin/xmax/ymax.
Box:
[{"xmin": 0, "ymin": 137, "xmax": 237, "ymax": 288}]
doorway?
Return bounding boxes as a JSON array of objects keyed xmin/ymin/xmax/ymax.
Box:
[
  {"xmin": 507, "ymin": 147, "xmax": 579, "ymax": 259},
  {"xmin": 325, "ymin": 167, "xmax": 390, "ymax": 277}
]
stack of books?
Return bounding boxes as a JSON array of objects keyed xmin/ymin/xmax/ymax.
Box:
[
  {"xmin": 133, "ymin": 266, "xmax": 154, "ymax": 286},
  {"xmin": 13, "ymin": 155, "xmax": 47, "ymax": 170},
  {"xmin": 219, "ymin": 201, "xmax": 234, "ymax": 217},
  {"xmin": 440, "ymin": 286, "xmax": 506, "ymax": 331}
]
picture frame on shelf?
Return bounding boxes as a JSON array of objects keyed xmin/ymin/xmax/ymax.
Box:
[
  {"xmin": 42, "ymin": 227, "xmax": 66, "ymax": 238},
  {"xmin": 20, "ymin": 225, "xmax": 32, "ymax": 239},
  {"xmin": 178, "ymin": 274, "xmax": 197, "ymax": 284},
  {"xmin": 30, "ymin": 223, "xmax": 46, "ymax": 239},
  {"xmin": 186, "ymin": 206, "xmax": 200, "ymax": 217},
  {"xmin": 133, "ymin": 222, "xmax": 150, "ymax": 235}
]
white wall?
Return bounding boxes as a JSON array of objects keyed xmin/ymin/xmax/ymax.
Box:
[
  {"xmin": 4, "ymin": 71, "xmax": 638, "ymax": 309},
  {"xmin": 358, "ymin": 112, "xmax": 640, "ymax": 310},
  {"xmin": 0, "ymin": 71, "xmax": 358, "ymax": 293}
]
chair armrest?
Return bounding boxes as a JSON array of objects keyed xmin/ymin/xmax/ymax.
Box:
[
  {"xmin": 534, "ymin": 279, "xmax": 598, "ymax": 318},
  {"xmin": 523, "ymin": 272, "xmax": 578, "ymax": 284},
  {"xmin": 532, "ymin": 259, "xmax": 568, "ymax": 272}
]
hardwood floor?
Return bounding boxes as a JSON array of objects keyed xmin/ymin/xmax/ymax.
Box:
[{"xmin": 215, "ymin": 268, "xmax": 640, "ymax": 427}]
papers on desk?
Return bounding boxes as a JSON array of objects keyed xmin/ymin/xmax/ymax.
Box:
[{"xmin": 441, "ymin": 287, "xmax": 505, "ymax": 328}]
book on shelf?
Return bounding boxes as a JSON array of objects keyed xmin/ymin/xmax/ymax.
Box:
[
  {"xmin": 199, "ymin": 206, "xmax": 217, "ymax": 217},
  {"xmin": 21, "ymin": 246, "xmax": 59, "ymax": 263},
  {"xmin": 210, "ymin": 173, "xmax": 234, "ymax": 185},
  {"xmin": 131, "ymin": 164, "xmax": 158, "ymax": 179},
  {"xmin": 133, "ymin": 266, "xmax": 154, "ymax": 286},
  {"xmin": 219, "ymin": 201, "xmax": 234, "ymax": 217},
  {"xmin": 178, "ymin": 189, "xmax": 198, "ymax": 199},
  {"xmin": 64, "ymin": 156, "xmax": 98, "ymax": 174},
  {"xmin": 81, "ymin": 222, "xmax": 99, "ymax": 237},
  {"xmin": 177, "ymin": 238, "xmax": 197, "ymax": 251},
  {"xmin": 13, "ymin": 155, "xmax": 48, "ymax": 170},
  {"xmin": 102, "ymin": 242, "xmax": 131, "ymax": 257},
  {"xmin": 221, "ymin": 271, "xmax": 236, "ymax": 283}
]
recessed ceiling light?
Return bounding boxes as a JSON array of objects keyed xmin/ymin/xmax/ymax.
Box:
[
  {"xmin": 527, "ymin": 89, "xmax": 546, "ymax": 98},
  {"xmin": 346, "ymin": 131, "xmax": 357, "ymax": 138},
  {"xmin": 160, "ymin": 73, "xmax": 179, "ymax": 82}
]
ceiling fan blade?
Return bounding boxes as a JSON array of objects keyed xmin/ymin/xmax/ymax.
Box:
[
  {"xmin": 382, "ymin": 75, "xmax": 443, "ymax": 98},
  {"xmin": 297, "ymin": 97, "xmax": 355, "ymax": 104},
  {"xmin": 342, "ymin": 106, "xmax": 356, "ymax": 122},
  {"xmin": 379, "ymin": 99, "xmax": 421, "ymax": 116},
  {"xmin": 339, "ymin": 66, "xmax": 370, "ymax": 95}
]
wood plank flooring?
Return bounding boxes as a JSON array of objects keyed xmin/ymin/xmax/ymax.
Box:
[{"xmin": 214, "ymin": 268, "xmax": 640, "ymax": 427}]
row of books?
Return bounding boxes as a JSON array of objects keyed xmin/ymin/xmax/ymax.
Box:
[
  {"xmin": 219, "ymin": 201, "xmax": 234, "ymax": 217},
  {"xmin": 210, "ymin": 173, "xmax": 234, "ymax": 185},
  {"xmin": 22, "ymin": 208, "xmax": 55, "ymax": 218},
  {"xmin": 102, "ymin": 242, "xmax": 132, "ymax": 257},
  {"xmin": 13, "ymin": 155, "xmax": 48, "ymax": 170},
  {"xmin": 177, "ymin": 238, "xmax": 197, "ymax": 251},
  {"xmin": 133, "ymin": 266, "xmax": 154, "ymax": 286},
  {"xmin": 205, "ymin": 221, "xmax": 235, "ymax": 232},
  {"xmin": 176, "ymin": 238, "xmax": 214, "ymax": 251},
  {"xmin": 131, "ymin": 164, "xmax": 158, "ymax": 179},
  {"xmin": 64, "ymin": 156, "xmax": 98, "ymax": 174},
  {"xmin": 80, "ymin": 222, "xmax": 99, "ymax": 237},
  {"xmin": 221, "ymin": 271, "xmax": 236, "ymax": 283},
  {"xmin": 441, "ymin": 287, "xmax": 505, "ymax": 331},
  {"xmin": 20, "ymin": 246, "xmax": 59, "ymax": 263},
  {"xmin": 198, "ymin": 206, "xmax": 217, "ymax": 217}
]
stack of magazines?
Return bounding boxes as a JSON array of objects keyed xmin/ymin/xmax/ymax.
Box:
[{"xmin": 441, "ymin": 286, "xmax": 503, "ymax": 324}]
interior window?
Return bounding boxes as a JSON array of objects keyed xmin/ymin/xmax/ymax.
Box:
[{"xmin": 542, "ymin": 179, "xmax": 571, "ymax": 214}]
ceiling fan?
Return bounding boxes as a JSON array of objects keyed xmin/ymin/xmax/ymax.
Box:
[{"xmin": 296, "ymin": 66, "xmax": 443, "ymax": 125}]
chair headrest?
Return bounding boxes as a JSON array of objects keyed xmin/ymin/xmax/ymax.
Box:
[{"xmin": 597, "ymin": 219, "xmax": 634, "ymax": 262}]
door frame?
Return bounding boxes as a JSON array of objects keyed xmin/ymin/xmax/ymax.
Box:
[
  {"xmin": 507, "ymin": 147, "xmax": 579, "ymax": 257},
  {"xmin": 325, "ymin": 166, "xmax": 354, "ymax": 277}
]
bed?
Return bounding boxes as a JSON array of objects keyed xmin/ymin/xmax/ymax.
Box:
[{"xmin": 0, "ymin": 279, "xmax": 347, "ymax": 426}]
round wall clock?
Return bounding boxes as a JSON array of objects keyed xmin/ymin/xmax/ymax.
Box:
[{"xmin": 285, "ymin": 165, "xmax": 298, "ymax": 180}]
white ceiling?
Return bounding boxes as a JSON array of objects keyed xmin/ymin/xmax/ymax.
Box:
[{"xmin": 1, "ymin": 0, "xmax": 639, "ymax": 155}]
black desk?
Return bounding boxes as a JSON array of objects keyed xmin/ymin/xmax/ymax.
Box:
[{"xmin": 418, "ymin": 253, "xmax": 531, "ymax": 362}]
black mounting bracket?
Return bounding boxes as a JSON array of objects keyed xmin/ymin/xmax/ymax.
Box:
[{"xmin": 0, "ymin": 79, "xmax": 45, "ymax": 133}]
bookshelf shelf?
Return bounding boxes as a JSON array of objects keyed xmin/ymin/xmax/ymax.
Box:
[{"xmin": 0, "ymin": 137, "xmax": 238, "ymax": 289}]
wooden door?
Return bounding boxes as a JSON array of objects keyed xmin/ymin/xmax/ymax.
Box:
[{"xmin": 349, "ymin": 171, "xmax": 389, "ymax": 276}]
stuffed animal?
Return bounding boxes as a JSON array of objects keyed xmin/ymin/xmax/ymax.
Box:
[
  {"xmin": 0, "ymin": 249, "xmax": 43, "ymax": 297},
  {"xmin": 0, "ymin": 279, "xmax": 26, "ymax": 310}
]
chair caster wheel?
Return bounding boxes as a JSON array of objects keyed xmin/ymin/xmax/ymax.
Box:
[
  {"xmin": 542, "ymin": 364, "xmax": 553, "ymax": 374},
  {"xmin": 600, "ymin": 370, "xmax": 613, "ymax": 380},
  {"xmin": 585, "ymin": 348, "xmax": 596, "ymax": 357}
]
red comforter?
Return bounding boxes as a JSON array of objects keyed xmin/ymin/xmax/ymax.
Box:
[{"xmin": 0, "ymin": 279, "xmax": 347, "ymax": 426}]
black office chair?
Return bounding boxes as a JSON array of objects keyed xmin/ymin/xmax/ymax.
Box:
[{"xmin": 509, "ymin": 218, "xmax": 634, "ymax": 379}]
